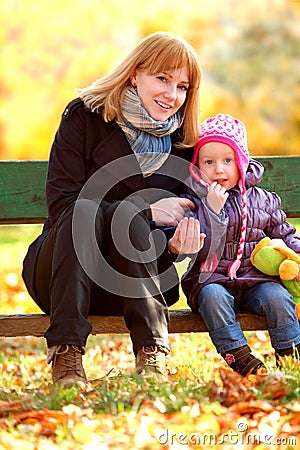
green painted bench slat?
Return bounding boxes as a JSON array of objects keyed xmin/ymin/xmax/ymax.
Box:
[
  {"xmin": 0, "ymin": 156, "xmax": 299, "ymax": 223},
  {"xmin": 0, "ymin": 160, "xmax": 48, "ymax": 224}
]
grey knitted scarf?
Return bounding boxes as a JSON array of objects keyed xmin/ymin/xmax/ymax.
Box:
[{"xmin": 117, "ymin": 87, "xmax": 182, "ymax": 177}]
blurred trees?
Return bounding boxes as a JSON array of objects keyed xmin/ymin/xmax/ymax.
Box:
[
  {"xmin": 197, "ymin": 2, "xmax": 300, "ymax": 155},
  {"xmin": 1, "ymin": 0, "xmax": 299, "ymax": 159}
]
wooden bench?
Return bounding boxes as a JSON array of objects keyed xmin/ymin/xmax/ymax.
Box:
[{"xmin": 0, "ymin": 156, "xmax": 299, "ymax": 337}]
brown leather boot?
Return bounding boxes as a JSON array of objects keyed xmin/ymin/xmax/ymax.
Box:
[
  {"xmin": 135, "ymin": 345, "xmax": 168, "ymax": 379},
  {"xmin": 47, "ymin": 345, "xmax": 88, "ymax": 388},
  {"xmin": 221, "ymin": 345, "xmax": 266, "ymax": 376}
]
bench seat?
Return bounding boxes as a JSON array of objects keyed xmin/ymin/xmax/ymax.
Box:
[{"xmin": 0, "ymin": 311, "xmax": 267, "ymax": 337}]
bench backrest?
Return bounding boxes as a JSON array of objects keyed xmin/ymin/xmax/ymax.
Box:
[{"xmin": 0, "ymin": 156, "xmax": 299, "ymax": 224}]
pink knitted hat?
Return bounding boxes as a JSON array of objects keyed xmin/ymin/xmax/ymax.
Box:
[{"xmin": 190, "ymin": 113, "xmax": 250, "ymax": 279}]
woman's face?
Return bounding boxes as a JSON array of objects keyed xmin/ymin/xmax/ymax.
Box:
[{"xmin": 130, "ymin": 67, "xmax": 189, "ymax": 122}]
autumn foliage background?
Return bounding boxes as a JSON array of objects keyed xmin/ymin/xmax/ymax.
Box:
[
  {"xmin": 1, "ymin": 0, "xmax": 300, "ymax": 449},
  {"xmin": 1, "ymin": 0, "xmax": 300, "ymax": 160}
]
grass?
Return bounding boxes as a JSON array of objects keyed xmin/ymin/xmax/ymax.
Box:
[
  {"xmin": 1, "ymin": 329, "xmax": 300, "ymax": 450},
  {"xmin": 0, "ymin": 222, "xmax": 300, "ymax": 448},
  {"xmin": 1, "ymin": 333, "xmax": 299, "ymax": 403}
]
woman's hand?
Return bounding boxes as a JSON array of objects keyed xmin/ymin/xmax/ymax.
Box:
[
  {"xmin": 168, "ymin": 217, "xmax": 206, "ymax": 255},
  {"xmin": 207, "ymin": 182, "xmax": 228, "ymax": 214},
  {"xmin": 150, "ymin": 197, "xmax": 195, "ymax": 226}
]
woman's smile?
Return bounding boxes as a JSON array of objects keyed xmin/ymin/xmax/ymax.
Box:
[{"xmin": 130, "ymin": 67, "xmax": 189, "ymax": 121}]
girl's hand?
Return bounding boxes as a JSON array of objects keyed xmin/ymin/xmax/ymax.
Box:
[
  {"xmin": 150, "ymin": 197, "xmax": 195, "ymax": 226},
  {"xmin": 168, "ymin": 217, "xmax": 206, "ymax": 255},
  {"xmin": 207, "ymin": 182, "xmax": 228, "ymax": 214}
]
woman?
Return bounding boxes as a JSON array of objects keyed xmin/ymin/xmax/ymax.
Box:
[{"xmin": 22, "ymin": 32, "xmax": 204, "ymax": 387}]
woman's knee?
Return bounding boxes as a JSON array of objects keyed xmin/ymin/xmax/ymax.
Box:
[{"xmin": 104, "ymin": 200, "xmax": 153, "ymax": 254}]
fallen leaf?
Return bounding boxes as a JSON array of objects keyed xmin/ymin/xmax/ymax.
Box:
[
  {"xmin": 229, "ymin": 399, "xmax": 273, "ymax": 414},
  {"xmin": 0, "ymin": 398, "xmax": 32, "ymax": 416}
]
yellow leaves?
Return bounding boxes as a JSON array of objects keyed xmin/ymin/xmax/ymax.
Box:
[
  {"xmin": 169, "ymin": 364, "xmax": 199, "ymax": 380},
  {"xmin": 1, "ymin": 0, "xmax": 300, "ymax": 159},
  {"xmin": 4, "ymin": 273, "xmax": 19, "ymax": 288},
  {"xmin": 0, "ymin": 266, "xmax": 41, "ymax": 314},
  {"xmin": 0, "ymin": 403, "xmax": 68, "ymax": 436},
  {"xmin": 196, "ymin": 413, "xmax": 221, "ymax": 434},
  {"xmin": 72, "ymin": 420, "xmax": 95, "ymax": 444},
  {"xmin": 0, "ymin": 375, "xmax": 300, "ymax": 449},
  {"xmin": 0, "ymin": 227, "xmax": 39, "ymax": 313}
]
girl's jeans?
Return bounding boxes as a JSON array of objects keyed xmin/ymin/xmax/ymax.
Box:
[{"xmin": 197, "ymin": 282, "xmax": 300, "ymax": 354}]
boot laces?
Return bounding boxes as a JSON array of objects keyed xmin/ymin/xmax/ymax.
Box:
[
  {"xmin": 56, "ymin": 345, "xmax": 84, "ymax": 373},
  {"xmin": 143, "ymin": 346, "xmax": 163, "ymax": 367},
  {"xmin": 137, "ymin": 345, "xmax": 167, "ymax": 372}
]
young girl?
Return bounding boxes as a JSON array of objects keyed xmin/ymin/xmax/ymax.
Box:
[{"xmin": 180, "ymin": 113, "xmax": 300, "ymax": 375}]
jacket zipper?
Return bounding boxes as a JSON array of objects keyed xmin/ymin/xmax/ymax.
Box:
[{"xmin": 231, "ymin": 193, "xmax": 242, "ymax": 258}]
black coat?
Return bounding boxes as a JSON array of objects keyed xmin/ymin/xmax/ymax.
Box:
[{"xmin": 22, "ymin": 98, "xmax": 194, "ymax": 301}]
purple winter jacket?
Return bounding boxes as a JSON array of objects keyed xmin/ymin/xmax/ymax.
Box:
[{"xmin": 181, "ymin": 159, "xmax": 300, "ymax": 312}]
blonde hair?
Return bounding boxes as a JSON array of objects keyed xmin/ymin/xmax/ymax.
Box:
[{"xmin": 76, "ymin": 32, "xmax": 202, "ymax": 149}]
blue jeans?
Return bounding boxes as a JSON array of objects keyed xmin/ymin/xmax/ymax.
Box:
[{"xmin": 197, "ymin": 282, "xmax": 300, "ymax": 354}]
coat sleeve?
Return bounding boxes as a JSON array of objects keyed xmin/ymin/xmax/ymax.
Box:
[
  {"xmin": 46, "ymin": 101, "xmax": 90, "ymax": 224},
  {"xmin": 198, "ymin": 199, "xmax": 228, "ymax": 263},
  {"xmin": 181, "ymin": 189, "xmax": 228, "ymax": 262}
]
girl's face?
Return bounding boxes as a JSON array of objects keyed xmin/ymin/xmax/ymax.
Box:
[
  {"xmin": 198, "ymin": 142, "xmax": 240, "ymax": 190},
  {"xmin": 130, "ymin": 67, "xmax": 189, "ymax": 122}
]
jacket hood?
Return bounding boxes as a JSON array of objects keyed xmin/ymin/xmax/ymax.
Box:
[{"xmin": 245, "ymin": 158, "xmax": 264, "ymax": 188}]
